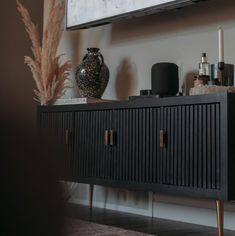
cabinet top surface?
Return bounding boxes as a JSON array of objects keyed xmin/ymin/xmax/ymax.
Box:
[{"xmin": 39, "ymin": 93, "xmax": 235, "ymax": 112}]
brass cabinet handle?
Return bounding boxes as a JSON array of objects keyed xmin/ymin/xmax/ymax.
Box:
[
  {"xmin": 110, "ymin": 130, "xmax": 114, "ymax": 146},
  {"xmin": 160, "ymin": 129, "xmax": 165, "ymax": 148},
  {"xmin": 104, "ymin": 130, "xmax": 116, "ymax": 146},
  {"xmin": 65, "ymin": 129, "xmax": 69, "ymax": 145},
  {"xmin": 105, "ymin": 130, "xmax": 109, "ymax": 146}
]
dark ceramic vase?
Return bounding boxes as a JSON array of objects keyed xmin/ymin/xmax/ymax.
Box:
[{"xmin": 75, "ymin": 48, "xmax": 109, "ymax": 98}]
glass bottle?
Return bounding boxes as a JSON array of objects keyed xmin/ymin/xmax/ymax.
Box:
[{"xmin": 199, "ymin": 53, "xmax": 210, "ymax": 77}]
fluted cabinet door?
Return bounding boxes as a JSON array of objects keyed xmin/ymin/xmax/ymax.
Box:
[
  {"xmin": 73, "ymin": 109, "xmax": 112, "ymax": 181},
  {"xmin": 161, "ymin": 103, "xmax": 221, "ymax": 190},
  {"xmin": 113, "ymin": 107, "xmax": 161, "ymax": 184},
  {"xmin": 39, "ymin": 111, "xmax": 74, "ymax": 180}
]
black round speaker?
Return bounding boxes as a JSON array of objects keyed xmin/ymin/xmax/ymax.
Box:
[{"xmin": 151, "ymin": 62, "xmax": 179, "ymax": 96}]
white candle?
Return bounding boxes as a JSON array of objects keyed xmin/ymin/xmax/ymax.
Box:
[{"xmin": 218, "ymin": 27, "xmax": 224, "ymax": 62}]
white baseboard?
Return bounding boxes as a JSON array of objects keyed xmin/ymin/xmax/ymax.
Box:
[
  {"xmin": 68, "ymin": 197, "xmax": 152, "ymax": 217},
  {"xmin": 68, "ymin": 197, "xmax": 235, "ymax": 231},
  {"xmin": 66, "ymin": 183, "xmax": 235, "ymax": 231},
  {"xmin": 153, "ymin": 202, "xmax": 235, "ymax": 231}
]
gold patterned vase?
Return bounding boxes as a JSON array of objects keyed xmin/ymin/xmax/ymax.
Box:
[{"xmin": 75, "ymin": 48, "xmax": 109, "ymax": 98}]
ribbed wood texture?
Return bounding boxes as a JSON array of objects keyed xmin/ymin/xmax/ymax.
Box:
[
  {"xmin": 162, "ymin": 103, "xmax": 220, "ymax": 189},
  {"xmin": 74, "ymin": 110, "xmax": 112, "ymax": 180},
  {"xmin": 113, "ymin": 108, "xmax": 161, "ymax": 184},
  {"xmin": 40, "ymin": 111, "xmax": 74, "ymax": 180}
]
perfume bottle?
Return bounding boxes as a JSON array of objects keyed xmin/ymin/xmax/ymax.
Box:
[{"xmin": 199, "ymin": 53, "xmax": 210, "ymax": 77}]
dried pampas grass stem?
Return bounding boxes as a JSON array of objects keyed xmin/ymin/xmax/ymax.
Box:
[{"xmin": 17, "ymin": 0, "xmax": 72, "ymax": 105}]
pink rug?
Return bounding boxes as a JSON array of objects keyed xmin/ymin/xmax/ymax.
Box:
[{"xmin": 66, "ymin": 218, "xmax": 154, "ymax": 236}]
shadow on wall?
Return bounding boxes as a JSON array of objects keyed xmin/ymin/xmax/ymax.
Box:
[
  {"xmin": 115, "ymin": 58, "xmax": 137, "ymax": 100},
  {"xmin": 110, "ymin": 0, "xmax": 235, "ymax": 44},
  {"xmin": 71, "ymin": 31, "xmax": 83, "ymax": 97},
  {"xmin": 72, "ymin": 31, "xmax": 83, "ymax": 70},
  {"xmin": 95, "ymin": 186, "xmax": 149, "ymax": 210}
]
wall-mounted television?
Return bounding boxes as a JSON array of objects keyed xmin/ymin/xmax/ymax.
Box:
[{"xmin": 66, "ymin": 0, "xmax": 207, "ymax": 30}]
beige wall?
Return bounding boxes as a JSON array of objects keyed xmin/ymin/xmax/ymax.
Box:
[
  {"xmin": 50, "ymin": 0, "xmax": 235, "ymax": 100},
  {"xmin": 0, "ymin": 0, "xmax": 44, "ymax": 126}
]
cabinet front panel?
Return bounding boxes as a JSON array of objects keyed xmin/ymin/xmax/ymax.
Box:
[
  {"xmin": 38, "ymin": 93, "xmax": 230, "ymax": 199},
  {"xmin": 162, "ymin": 103, "xmax": 221, "ymax": 190},
  {"xmin": 40, "ymin": 111, "xmax": 74, "ymax": 179},
  {"xmin": 114, "ymin": 107, "xmax": 161, "ymax": 184},
  {"xmin": 74, "ymin": 110, "xmax": 112, "ymax": 180}
]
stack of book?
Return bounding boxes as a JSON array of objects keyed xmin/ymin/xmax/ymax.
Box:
[{"xmin": 53, "ymin": 97, "xmax": 112, "ymax": 105}]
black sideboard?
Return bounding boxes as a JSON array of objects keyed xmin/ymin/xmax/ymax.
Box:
[{"xmin": 38, "ymin": 93, "xmax": 235, "ymax": 236}]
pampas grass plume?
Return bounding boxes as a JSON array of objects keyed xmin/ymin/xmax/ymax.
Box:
[{"xmin": 17, "ymin": 0, "xmax": 72, "ymax": 105}]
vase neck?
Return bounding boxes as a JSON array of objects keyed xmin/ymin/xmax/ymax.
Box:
[{"xmin": 87, "ymin": 48, "xmax": 100, "ymax": 54}]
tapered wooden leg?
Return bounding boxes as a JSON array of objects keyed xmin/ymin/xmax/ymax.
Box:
[
  {"xmin": 216, "ymin": 200, "xmax": 224, "ymax": 236},
  {"xmin": 89, "ymin": 184, "xmax": 94, "ymax": 209}
]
